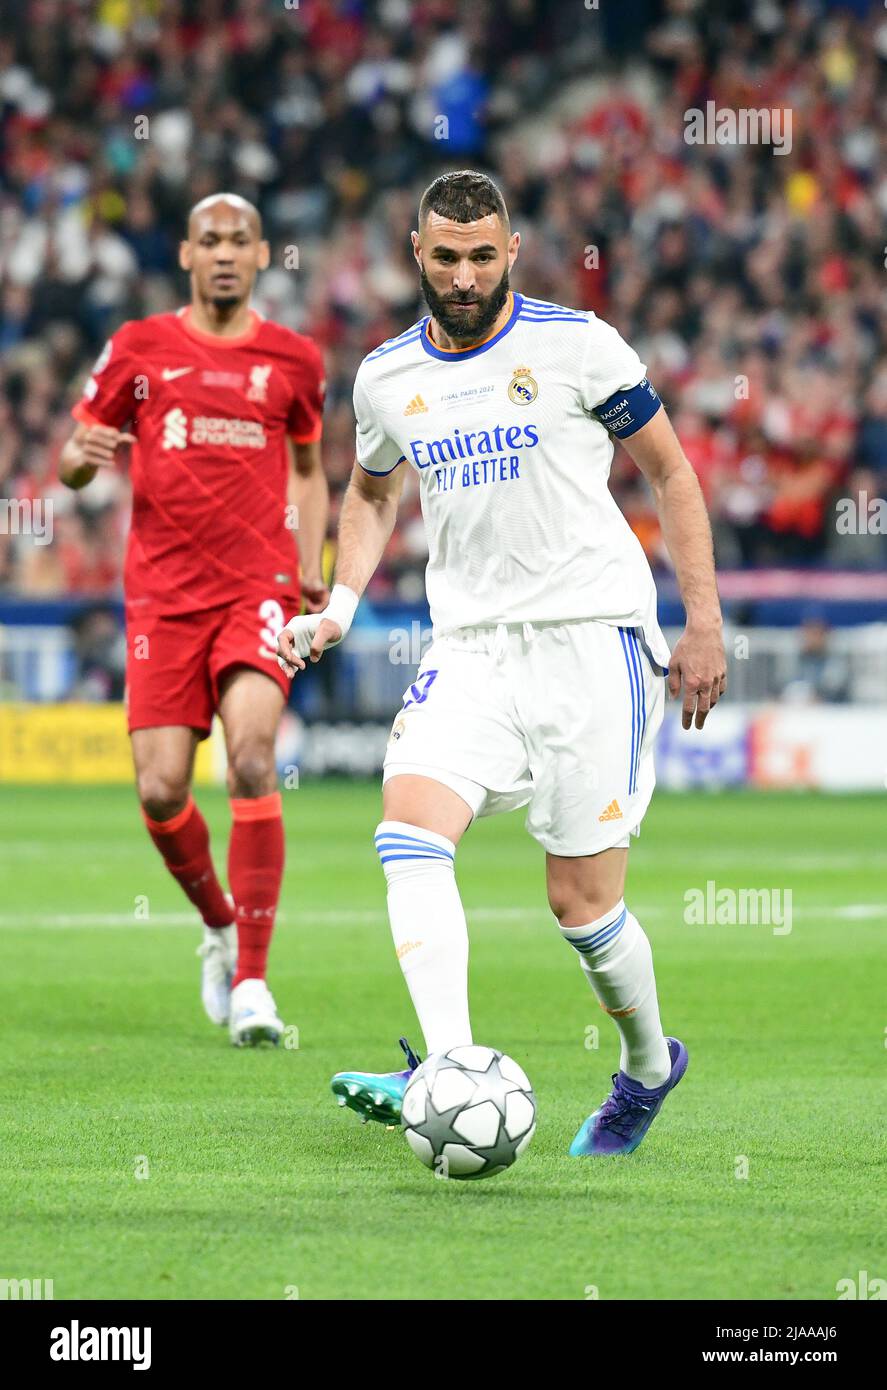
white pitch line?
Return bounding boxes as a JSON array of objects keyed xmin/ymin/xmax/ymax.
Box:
[
  {"xmin": 3, "ymin": 844, "xmax": 884, "ymax": 871},
  {"xmin": 0, "ymin": 904, "xmax": 883, "ymax": 929},
  {"xmin": 635, "ymin": 852, "xmax": 887, "ymax": 871},
  {"xmin": 0, "ymin": 907, "xmax": 553, "ymax": 929}
]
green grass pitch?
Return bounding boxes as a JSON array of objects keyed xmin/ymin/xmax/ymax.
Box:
[{"xmin": 1, "ymin": 783, "xmax": 885, "ymax": 1300}]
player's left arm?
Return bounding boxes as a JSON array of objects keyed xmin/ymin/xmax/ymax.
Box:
[
  {"xmin": 288, "ymin": 438, "xmax": 330, "ymax": 613},
  {"xmin": 620, "ymin": 407, "xmax": 727, "ymax": 731}
]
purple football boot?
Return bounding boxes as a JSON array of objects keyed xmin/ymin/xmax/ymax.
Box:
[{"xmin": 569, "ymin": 1037, "xmax": 688, "ymax": 1157}]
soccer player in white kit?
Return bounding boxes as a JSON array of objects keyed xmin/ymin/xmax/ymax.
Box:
[{"xmin": 278, "ymin": 171, "xmax": 727, "ymax": 1156}]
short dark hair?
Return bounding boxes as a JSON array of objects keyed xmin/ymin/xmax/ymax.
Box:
[{"xmin": 418, "ymin": 170, "xmax": 509, "ymax": 228}]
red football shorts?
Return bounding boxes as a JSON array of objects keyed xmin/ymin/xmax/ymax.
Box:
[{"xmin": 125, "ymin": 594, "xmax": 297, "ymax": 737}]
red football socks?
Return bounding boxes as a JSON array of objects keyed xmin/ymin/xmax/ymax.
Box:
[
  {"xmin": 142, "ymin": 796, "xmax": 234, "ymax": 928},
  {"xmin": 228, "ymin": 792, "xmax": 285, "ymax": 986}
]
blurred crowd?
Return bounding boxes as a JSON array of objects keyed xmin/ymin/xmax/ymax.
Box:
[{"xmin": 1, "ymin": 0, "xmax": 886, "ymax": 607}]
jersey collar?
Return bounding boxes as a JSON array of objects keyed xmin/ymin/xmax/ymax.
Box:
[
  {"xmin": 178, "ymin": 305, "xmax": 264, "ymax": 348},
  {"xmin": 420, "ymin": 291, "xmax": 523, "ymax": 362}
]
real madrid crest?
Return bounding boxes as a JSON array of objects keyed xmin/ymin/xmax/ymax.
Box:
[
  {"xmin": 389, "ymin": 715, "xmax": 406, "ymax": 744},
  {"xmin": 508, "ymin": 365, "xmax": 538, "ymax": 405}
]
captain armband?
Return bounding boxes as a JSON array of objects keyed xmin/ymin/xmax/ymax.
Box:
[{"xmin": 592, "ymin": 378, "xmax": 662, "ymax": 439}]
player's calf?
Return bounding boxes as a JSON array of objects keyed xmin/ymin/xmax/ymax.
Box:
[
  {"xmin": 558, "ymin": 898, "xmax": 685, "ymax": 1154},
  {"xmin": 375, "ymin": 819, "xmax": 472, "ymax": 1055},
  {"xmin": 141, "ymin": 793, "xmax": 234, "ymax": 929},
  {"xmin": 227, "ymin": 792, "xmax": 284, "ymax": 988},
  {"xmin": 558, "ymin": 898, "xmax": 672, "ymax": 1089},
  {"xmin": 217, "ymin": 675, "xmax": 286, "ymax": 997}
]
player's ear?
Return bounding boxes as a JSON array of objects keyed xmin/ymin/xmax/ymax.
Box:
[
  {"xmin": 507, "ymin": 230, "xmax": 520, "ymax": 269},
  {"xmin": 410, "ymin": 229, "xmax": 422, "ymax": 267},
  {"xmin": 179, "ymin": 240, "xmax": 192, "ymax": 272},
  {"xmin": 257, "ymin": 240, "xmax": 271, "ymax": 271}
]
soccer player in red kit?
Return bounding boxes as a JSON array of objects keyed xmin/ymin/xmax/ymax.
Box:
[{"xmin": 59, "ymin": 193, "xmax": 328, "ymax": 1045}]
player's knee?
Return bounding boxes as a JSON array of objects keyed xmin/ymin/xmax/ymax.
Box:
[
  {"xmin": 226, "ymin": 743, "xmax": 276, "ymax": 797},
  {"xmin": 548, "ymin": 883, "xmax": 622, "ymax": 930},
  {"xmin": 138, "ymin": 773, "xmax": 190, "ymax": 822}
]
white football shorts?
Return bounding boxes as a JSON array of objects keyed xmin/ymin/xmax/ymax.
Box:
[{"xmin": 382, "ymin": 618, "xmax": 668, "ymax": 857}]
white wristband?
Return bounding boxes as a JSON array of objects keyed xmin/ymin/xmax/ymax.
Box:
[
  {"xmin": 324, "ymin": 584, "xmax": 359, "ymax": 641},
  {"xmin": 277, "ymin": 584, "xmax": 360, "ymax": 674}
]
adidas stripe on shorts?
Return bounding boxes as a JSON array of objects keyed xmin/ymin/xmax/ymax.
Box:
[{"xmin": 382, "ymin": 618, "xmax": 668, "ymax": 857}]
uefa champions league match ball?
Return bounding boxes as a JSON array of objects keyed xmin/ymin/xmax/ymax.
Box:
[{"xmin": 401, "ymin": 1045, "xmax": 536, "ymax": 1180}]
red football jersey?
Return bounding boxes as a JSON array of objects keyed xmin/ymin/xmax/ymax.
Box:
[{"xmin": 72, "ymin": 307, "xmax": 324, "ymax": 616}]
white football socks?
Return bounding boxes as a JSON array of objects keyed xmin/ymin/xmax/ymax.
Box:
[
  {"xmin": 375, "ymin": 821, "xmax": 472, "ymax": 1056},
  {"xmin": 559, "ymin": 900, "xmax": 672, "ymax": 1089}
]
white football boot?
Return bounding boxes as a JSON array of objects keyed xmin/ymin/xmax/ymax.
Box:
[
  {"xmin": 229, "ymin": 978, "xmax": 284, "ymax": 1047},
  {"xmin": 196, "ymin": 897, "xmax": 237, "ymax": 1025}
]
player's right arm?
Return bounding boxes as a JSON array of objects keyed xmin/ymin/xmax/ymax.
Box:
[
  {"xmin": 277, "ymin": 362, "xmax": 406, "ymax": 675},
  {"xmin": 59, "ymin": 422, "xmax": 136, "ymax": 491},
  {"xmin": 333, "ymin": 461, "xmax": 407, "ymax": 598},
  {"xmin": 277, "ymin": 461, "xmax": 405, "ymax": 673}
]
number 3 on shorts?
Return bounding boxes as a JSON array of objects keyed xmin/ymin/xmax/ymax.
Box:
[{"xmin": 258, "ymin": 599, "xmax": 285, "ymax": 659}]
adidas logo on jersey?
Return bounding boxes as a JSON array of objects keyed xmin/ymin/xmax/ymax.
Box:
[
  {"xmin": 598, "ymin": 799, "xmax": 623, "ymax": 822},
  {"xmin": 404, "ymin": 395, "xmax": 428, "ymax": 415}
]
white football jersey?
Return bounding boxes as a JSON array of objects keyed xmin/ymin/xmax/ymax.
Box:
[{"xmin": 353, "ymin": 291, "xmax": 670, "ymax": 666}]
